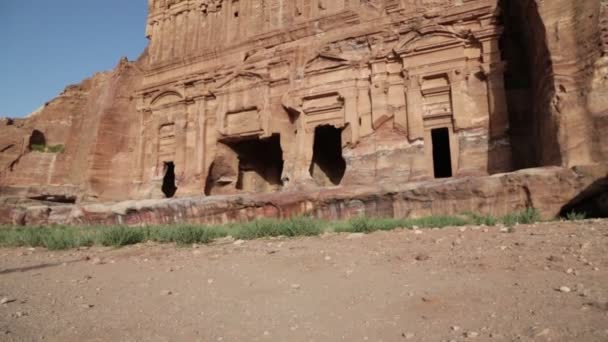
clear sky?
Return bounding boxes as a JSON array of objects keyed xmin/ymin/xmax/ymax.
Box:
[{"xmin": 0, "ymin": 0, "xmax": 148, "ymax": 118}]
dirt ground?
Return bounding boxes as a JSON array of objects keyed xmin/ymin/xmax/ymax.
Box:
[{"xmin": 1, "ymin": 220, "xmax": 607, "ymax": 342}]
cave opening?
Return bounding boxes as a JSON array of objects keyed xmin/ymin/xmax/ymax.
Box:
[
  {"xmin": 499, "ymin": 0, "xmax": 559, "ymax": 169},
  {"xmin": 29, "ymin": 129, "xmax": 46, "ymax": 150},
  {"xmin": 233, "ymin": 135, "xmax": 284, "ymax": 192},
  {"xmin": 559, "ymin": 179, "xmax": 608, "ymax": 219},
  {"xmin": 206, "ymin": 134, "xmax": 284, "ymax": 195},
  {"xmin": 310, "ymin": 125, "xmax": 346, "ymax": 186},
  {"xmin": 431, "ymin": 128, "xmax": 453, "ymax": 178},
  {"xmin": 162, "ymin": 161, "xmax": 177, "ymax": 198}
]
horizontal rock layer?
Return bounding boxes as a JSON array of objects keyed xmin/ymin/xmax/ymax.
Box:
[{"xmin": 1, "ymin": 165, "xmax": 606, "ymax": 226}]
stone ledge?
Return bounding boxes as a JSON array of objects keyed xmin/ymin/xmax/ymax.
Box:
[{"xmin": 1, "ymin": 164, "xmax": 606, "ymax": 227}]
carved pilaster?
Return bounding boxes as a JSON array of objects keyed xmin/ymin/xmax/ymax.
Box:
[{"xmin": 406, "ymin": 74, "xmax": 424, "ymax": 141}]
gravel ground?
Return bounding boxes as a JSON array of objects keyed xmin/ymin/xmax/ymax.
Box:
[{"xmin": 1, "ymin": 220, "xmax": 607, "ymax": 342}]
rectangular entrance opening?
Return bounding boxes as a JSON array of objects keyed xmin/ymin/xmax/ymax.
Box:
[
  {"xmin": 162, "ymin": 161, "xmax": 177, "ymax": 198},
  {"xmin": 309, "ymin": 125, "xmax": 346, "ymax": 186},
  {"xmin": 205, "ymin": 134, "xmax": 284, "ymax": 195},
  {"xmin": 431, "ymin": 127, "xmax": 453, "ymax": 178},
  {"xmin": 234, "ymin": 135, "xmax": 284, "ymax": 192}
]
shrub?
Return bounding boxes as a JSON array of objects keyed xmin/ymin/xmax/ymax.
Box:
[
  {"xmin": 29, "ymin": 144, "xmax": 65, "ymax": 154},
  {"xmin": 147, "ymin": 224, "xmax": 230, "ymax": 245},
  {"xmin": 347, "ymin": 217, "xmax": 407, "ymax": 233},
  {"xmin": 98, "ymin": 226, "xmax": 146, "ymax": 247},
  {"xmin": 501, "ymin": 207, "xmax": 541, "ymax": 226},
  {"xmin": 41, "ymin": 227, "xmax": 94, "ymax": 250},
  {"xmin": 29, "ymin": 144, "xmax": 46, "ymax": 152},
  {"xmin": 415, "ymin": 215, "xmax": 470, "ymax": 228},
  {"xmin": 566, "ymin": 211, "xmax": 586, "ymax": 221},
  {"xmin": 517, "ymin": 207, "xmax": 541, "ymax": 224},
  {"xmin": 465, "ymin": 212, "xmax": 499, "ymax": 226},
  {"xmin": 334, "ymin": 215, "xmax": 474, "ymax": 234},
  {"xmin": 47, "ymin": 144, "xmax": 65, "ymax": 153},
  {"xmin": 234, "ymin": 217, "xmax": 323, "ymax": 240}
]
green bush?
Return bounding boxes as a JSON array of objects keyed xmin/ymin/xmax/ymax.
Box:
[
  {"xmin": 30, "ymin": 144, "xmax": 46, "ymax": 152},
  {"xmin": 146, "ymin": 224, "xmax": 230, "ymax": 245},
  {"xmin": 335, "ymin": 217, "xmax": 403, "ymax": 233},
  {"xmin": 334, "ymin": 215, "xmax": 472, "ymax": 234},
  {"xmin": 501, "ymin": 207, "xmax": 541, "ymax": 226},
  {"xmin": 234, "ymin": 217, "xmax": 323, "ymax": 240},
  {"xmin": 566, "ymin": 211, "xmax": 586, "ymax": 221},
  {"xmin": 465, "ymin": 212, "xmax": 499, "ymax": 226},
  {"xmin": 0, "ymin": 227, "xmax": 45, "ymax": 247},
  {"xmin": 29, "ymin": 144, "xmax": 65, "ymax": 154},
  {"xmin": 415, "ymin": 215, "xmax": 470, "ymax": 228},
  {"xmin": 47, "ymin": 144, "xmax": 65, "ymax": 153},
  {"xmin": 98, "ymin": 226, "xmax": 146, "ymax": 247},
  {"xmin": 41, "ymin": 227, "xmax": 94, "ymax": 250}
]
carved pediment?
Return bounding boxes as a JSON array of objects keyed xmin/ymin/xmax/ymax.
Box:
[
  {"xmin": 361, "ymin": 0, "xmax": 386, "ymax": 12},
  {"xmin": 150, "ymin": 91, "xmax": 183, "ymax": 107},
  {"xmin": 305, "ymin": 53, "xmax": 351, "ymax": 73},
  {"xmin": 394, "ymin": 26, "xmax": 471, "ymax": 54},
  {"xmin": 215, "ymin": 71, "xmax": 269, "ymax": 91}
]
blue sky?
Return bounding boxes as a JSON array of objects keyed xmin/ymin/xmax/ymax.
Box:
[{"xmin": 0, "ymin": 0, "xmax": 148, "ymax": 117}]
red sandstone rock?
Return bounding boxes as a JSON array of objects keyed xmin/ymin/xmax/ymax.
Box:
[
  {"xmin": 0, "ymin": 0, "xmax": 606, "ymax": 224},
  {"xmin": 0, "ymin": 165, "xmax": 605, "ymax": 226}
]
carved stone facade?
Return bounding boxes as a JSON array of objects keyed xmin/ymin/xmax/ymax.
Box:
[
  {"xmin": 1, "ymin": 0, "xmax": 606, "ymax": 206},
  {"xmin": 134, "ymin": 0, "xmax": 511, "ymax": 199}
]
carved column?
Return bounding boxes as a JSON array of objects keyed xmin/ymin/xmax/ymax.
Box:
[
  {"xmin": 405, "ymin": 74, "xmax": 424, "ymax": 141},
  {"xmin": 370, "ymin": 61, "xmax": 390, "ymax": 128},
  {"xmin": 484, "ymin": 65, "xmax": 510, "ymax": 138},
  {"xmin": 389, "ymin": 73, "xmax": 407, "ymax": 133},
  {"xmin": 356, "ymin": 74, "xmax": 373, "ymax": 138},
  {"xmin": 343, "ymin": 88, "xmax": 359, "ymax": 144},
  {"xmin": 448, "ymin": 69, "xmax": 467, "ymax": 130}
]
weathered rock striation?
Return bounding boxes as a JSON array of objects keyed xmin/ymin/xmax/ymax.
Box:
[{"xmin": 1, "ymin": 0, "xmax": 607, "ymax": 224}]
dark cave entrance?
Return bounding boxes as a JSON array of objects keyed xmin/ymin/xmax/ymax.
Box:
[
  {"xmin": 29, "ymin": 129, "xmax": 46, "ymax": 150},
  {"xmin": 310, "ymin": 125, "xmax": 346, "ymax": 186},
  {"xmin": 233, "ymin": 134, "xmax": 284, "ymax": 192},
  {"xmin": 205, "ymin": 134, "xmax": 284, "ymax": 195},
  {"xmin": 499, "ymin": 0, "xmax": 560, "ymax": 169},
  {"xmin": 162, "ymin": 161, "xmax": 177, "ymax": 198},
  {"xmin": 431, "ymin": 128, "xmax": 453, "ymax": 179},
  {"xmin": 559, "ymin": 178, "xmax": 608, "ymax": 219}
]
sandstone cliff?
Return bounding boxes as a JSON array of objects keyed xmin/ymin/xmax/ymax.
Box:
[
  {"xmin": 0, "ymin": 0, "xmax": 606, "ymax": 224},
  {"xmin": 0, "ymin": 57, "xmax": 144, "ymax": 201}
]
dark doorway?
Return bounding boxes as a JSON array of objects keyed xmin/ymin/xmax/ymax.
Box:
[
  {"xmin": 233, "ymin": 135, "xmax": 284, "ymax": 192},
  {"xmin": 310, "ymin": 125, "xmax": 346, "ymax": 186},
  {"xmin": 559, "ymin": 178, "xmax": 608, "ymax": 219},
  {"xmin": 29, "ymin": 129, "xmax": 46, "ymax": 150},
  {"xmin": 162, "ymin": 161, "xmax": 177, "ymax": 198},
  {"xmin": 431, "ymin": 128, "xmax": 453, "ymax": 178},
  {"xmin": 205, "ymin": 135, "xmax": 284, "ymax": 195}
]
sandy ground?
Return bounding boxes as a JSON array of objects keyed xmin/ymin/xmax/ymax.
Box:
[{"xmin": 1, "ymin": 220, "xmax": 607, "ymax": 342}]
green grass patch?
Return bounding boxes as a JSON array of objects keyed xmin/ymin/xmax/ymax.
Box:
[
  {"xmin": 234, "ymin": 217, "xmax": 323, "ymax": 240},
  {"xmin": 0, "ymin": 209, "xmax": 545, "ymax": 250},
  {"xmin": 334, "ymin": 215, "xmax": 472, "ymax": 234},
  {"xmin": 565, "ymin": 211, "xmax": 587, "ymax": 221},
  {"xmin": 29, "ymin": 144, "xmax": 64, "ymax": 154},
  {"xmin": 98, "ymin": 226, "xmax": 147, "ymax": 247},
  {"xmin": 147, "ymin": 224, "xmax": 229, "ymax": 245},
  {"xmin": 501, "ymin": 208, "xmax": 541, "ymax": 226}
]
